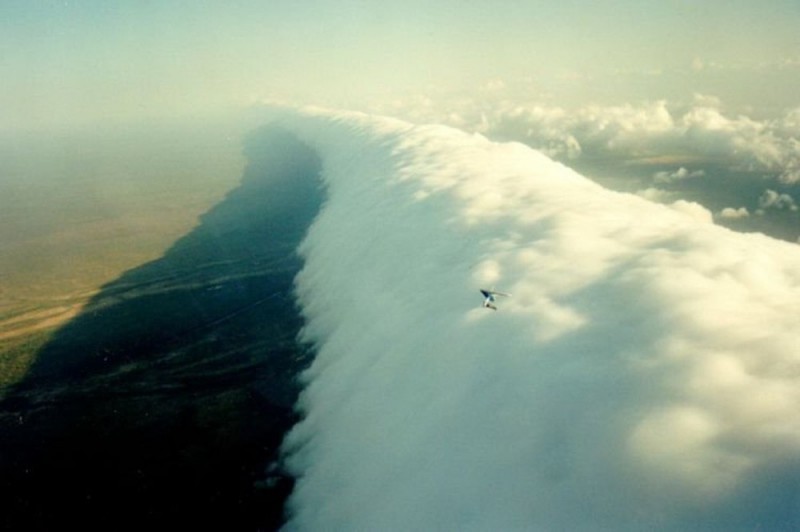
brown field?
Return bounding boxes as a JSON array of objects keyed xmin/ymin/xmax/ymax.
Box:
[{"xmin": 0, "ymin": 117, "xmax": 245, "ymax": 389}]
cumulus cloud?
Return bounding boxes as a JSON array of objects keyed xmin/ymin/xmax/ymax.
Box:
[
  {"xmin": 270, "ymin": 107, "xmax": 800, "ymax": 531},
  {"xmin": 719, "ymin": 206, "xmax": 750, "ymax": 219},
  {"xmin": 654, "ymin": 167, "xmax": 706, "ymax": 184},
  {"xmin": 636, "ymin": 187, "xmax": 677, "ymax": 203},
  {"xmin": 366, "ymin": 90, "xmax": 800, "ymax": 184},
  {"xmin": 758, "ymin": 189, "xmax": 798, "ymax": 212}
]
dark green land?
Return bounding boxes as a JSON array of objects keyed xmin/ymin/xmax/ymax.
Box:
[{"xmin": 0, "ymin": 122, "xmax": 323, "ymax": 531}]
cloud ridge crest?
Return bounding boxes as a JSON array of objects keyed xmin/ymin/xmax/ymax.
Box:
[{"xmin": 275, "ymin": 108, "xmax": 800, "ymax": 531}]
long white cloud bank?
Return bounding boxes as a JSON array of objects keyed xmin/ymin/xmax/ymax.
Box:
[{"xmin": 272, "ymin": 107, "xmax": 800, "ymax": 530}]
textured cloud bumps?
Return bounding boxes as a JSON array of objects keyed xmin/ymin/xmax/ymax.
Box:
[
  {"xmin": 273, "ymin": 108, "xmax": 800, "ymax": 531},
  {"xmin": 374, "ymin": 92, "xmax": 800, "ymax": 185}
]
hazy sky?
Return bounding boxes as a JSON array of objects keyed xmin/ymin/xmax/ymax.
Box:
[{"xmin": 3, "ymin": 1, "xmax": 799, "ymax": 131}]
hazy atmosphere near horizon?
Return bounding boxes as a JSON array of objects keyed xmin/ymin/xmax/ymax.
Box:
[
  {"xmin": 2, "ymin": 1, "xmax": 800, "ymax": 530},
  {"xmin": 3, "ymin": 1, "xmax": 800, "ymax": 129},
  {"xmin": 4, "ymin": 1, "xmax": 800, "ymax": 238}
]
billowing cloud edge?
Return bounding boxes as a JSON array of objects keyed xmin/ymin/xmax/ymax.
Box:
[
  {"xmin": 369, "ymin": 92, "xmax": 800, "ymax": 185},
  {"xmin": 266, "ymin": 106, "xmax": 800, "ymax": 531}
]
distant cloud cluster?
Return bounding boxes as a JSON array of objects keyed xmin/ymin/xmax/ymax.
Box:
[
  {"xmin": 653, "ymin": 167, "xmax": 705, "ymax": 184},
  {"xmin": 758, "ymin": 189, "xmax": 798, "ymax": 213},
  {"xmin": 719, "ymin": 206, "xmax": 750, "ymax": 219},
  {"xmin": 363, "ymin": 88, "xmax": 800, "ymax": 242},
  {"xmin": 371, "ymin": 91, "xmax": 800, "ymax": 185},
  {"xmin": 271, "ymin": 107, "xmax": 800, "ymax": 531}
]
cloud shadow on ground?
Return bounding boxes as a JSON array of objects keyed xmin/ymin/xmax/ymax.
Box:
[{"xmin": 0, "ymin": 125, "xmax": 323, "ymax": 531}]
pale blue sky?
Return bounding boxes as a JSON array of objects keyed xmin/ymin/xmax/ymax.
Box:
[{"xmin": 2, "ymin": 0, "xmax": 799, "ymax": 131}]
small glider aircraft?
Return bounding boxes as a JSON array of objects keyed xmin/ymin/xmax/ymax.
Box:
[{"xmin": 479, "ymin": 289, "xmax": 510, "ymax": 310}]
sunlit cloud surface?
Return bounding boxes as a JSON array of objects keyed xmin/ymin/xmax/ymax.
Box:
[
  {"xmin": 373, "ymin": 94, "xmax": 800, "ymax": 184},
  {"xmin": 272, "ymin": 107, "xmax": 800, "ymax": 531}
]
